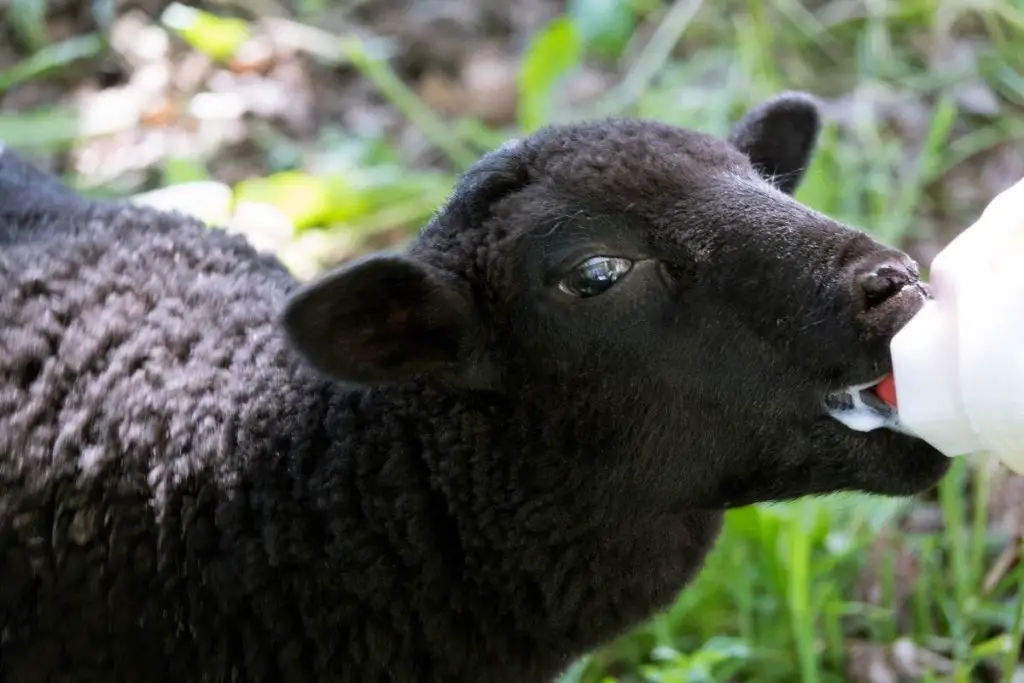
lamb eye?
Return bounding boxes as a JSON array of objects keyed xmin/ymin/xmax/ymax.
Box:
[{"xmin": 558, "ymin": 256, "xmax": 633, "ymax": 298}]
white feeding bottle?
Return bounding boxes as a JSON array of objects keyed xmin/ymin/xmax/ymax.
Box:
[{"xmin": 885, "ymin": 176, "xmax": 1024, "ymax": 474}]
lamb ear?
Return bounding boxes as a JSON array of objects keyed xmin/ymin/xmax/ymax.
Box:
[
  {"xmin": 281, "ymin": 254, "xmax": 484, "ymax": 386},
  {"xmin": 728, "ymin": 91, "xmax": 822, "ymax": 195}
]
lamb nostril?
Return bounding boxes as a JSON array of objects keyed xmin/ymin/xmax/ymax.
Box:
[{"xmin": 858, "ymin": 264, "xmax": 914, "ymax": 308}]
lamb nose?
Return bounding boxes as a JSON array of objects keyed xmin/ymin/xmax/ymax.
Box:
[{"xmin": 857, "ymin": 263, "xmax": 915, "ymax": 308}]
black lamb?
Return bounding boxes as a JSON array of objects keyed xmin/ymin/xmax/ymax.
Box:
[{"xmin": 0, "ymin": 92, "xmax": 951, "ymax": 683}]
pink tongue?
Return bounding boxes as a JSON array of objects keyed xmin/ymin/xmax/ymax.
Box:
[{"xmin": 874, "ymin": 374, "xmax": 898, "ymax": 408}]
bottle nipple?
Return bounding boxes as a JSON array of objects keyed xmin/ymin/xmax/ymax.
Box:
[{"xmin": 874, "ymin": 374, "xmax": 897, "ymax": 408}]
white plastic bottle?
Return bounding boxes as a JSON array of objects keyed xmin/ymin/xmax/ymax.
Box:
[{"xmin": 888, "ymin": 176, "xmax": 1024, "ymax": 474}]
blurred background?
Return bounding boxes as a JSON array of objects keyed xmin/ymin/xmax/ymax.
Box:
[{"xmin": 1, "ymin": 0, "xmax": 1023, "ymax": 681}]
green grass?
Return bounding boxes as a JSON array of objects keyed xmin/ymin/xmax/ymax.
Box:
[
  {"xmin": 3, "ymin": 0, "xmax": 1024, "ymax": 681},
  {"xmin": 560, "ymin": 457, "xmax": 1024, "ymax": 683}
]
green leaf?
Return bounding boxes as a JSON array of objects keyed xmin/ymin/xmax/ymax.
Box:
[
  {"xmin": 517, "ymin": 17, "xmax": 584, "ymax": 132},
  {"xmin": 569, "ymin": 0, "xmax": 636, "ymax": 58},
  {"xmin": 160, "ymin": 3, "xmax": 252, "ymax": 63},
  {"xmin": 8, "ymin": 0, "xmax": 49, "ymax": 52},
  {"xmin": 161, "ymin": 157, "xmax": 212, "ymax": 186},
  {"xmin": 554, "ymin": 656, "xmax": 591, "ymax": 683},
  {"xmin": 233, "ymin": 171, "xmax": 373, "ymax": 231},
  {"xmin": 0, "ymin": 106, "xmax": 82, "ymax": 152},
  {"xmin": 0, "ymin": 34, "xmax": 107, "ymax": 94},
  {"xmin": 294, "ymin": 0, "xmax": 329, "ymax": 19}
]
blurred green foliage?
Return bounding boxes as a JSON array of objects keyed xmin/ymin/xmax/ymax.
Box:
[
  {"xmin": 162, "ymin": 3, "xmax": 253, "ymax": 62},
  {"xmin": 518, "ymin": 17, "xmax": 585, "ymax": 132}
]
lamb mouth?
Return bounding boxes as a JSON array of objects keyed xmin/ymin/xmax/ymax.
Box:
[{"xmin": 824, "ymin": 377, "xmax": 914, "ymax": 436}]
